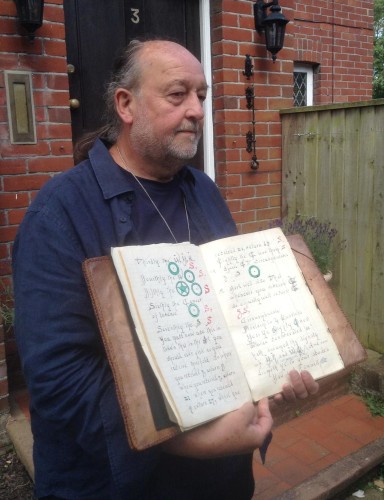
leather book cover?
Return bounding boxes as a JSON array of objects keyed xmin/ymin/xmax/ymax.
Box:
[{"xmin": 83, "ymin": 256, "xmax": 180, "ymax": 451}]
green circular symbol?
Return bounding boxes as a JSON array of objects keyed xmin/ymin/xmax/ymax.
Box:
[
  {"xmin": 188, "ymin": 303, "xmax": 200, "ymax": 317},
  {"xmin": 176, "ymin": 281, "xmax": 189, "ymax": 296},
  {"xmin": 184, "ymin": 270, "xmax": 195, "ymax": 283},
  {"xmin": 249, "ymin": 265, "xmax": 261, "ymax": 278},
  {"xmin": 168, "ymin": 262, "xmax": 180, "ymax": 275},
  {"xmin": 191, "ymin": 283, "xmax": 202, "ymax": 296}
]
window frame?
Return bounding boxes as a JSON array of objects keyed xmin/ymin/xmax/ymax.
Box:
[{"xmin": 293, "ymin": 64, "xmax": 314, "ymax": 107}]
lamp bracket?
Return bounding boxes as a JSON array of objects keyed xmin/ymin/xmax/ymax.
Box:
[
  {"xmin": 255, "ymin": 0, "xmax": 273, "ymax": 34},
  {"xmin": 254, "ymin": 0, "xmax": 283, "ymax": 34}
]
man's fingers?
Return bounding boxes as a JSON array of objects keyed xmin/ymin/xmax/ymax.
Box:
[
  {"xmin": 273, "ymin": 370, "xmax": 320, "ymax": 404},
  {"xmin": 288, "ymin": 370, "xmax": 308, "ymax": 399},
  {"xmin": 301, "ymin": 370, "xmax": 320, "ymax": 395},
  {"xmin": 281, "ymin": 383, "xmax": 297, "ymax": 402}
]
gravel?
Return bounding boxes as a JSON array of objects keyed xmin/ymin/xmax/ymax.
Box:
[{"xmin": 0, "ymin": 447, "xmax": 34, "ymax": 500}]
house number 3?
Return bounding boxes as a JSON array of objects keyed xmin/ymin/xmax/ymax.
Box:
[{"xmin": 130, "ymin": 8, "xmax": 140, "ymax": 24}]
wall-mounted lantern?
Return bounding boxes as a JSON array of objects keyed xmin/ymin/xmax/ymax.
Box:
[
  {"xmin": 254, "ymin": 0, "xmax": 289, "ymax": 62},
  {"xmin": 14, "ymin": 0, "xmax": 44, "ymax": 40}
]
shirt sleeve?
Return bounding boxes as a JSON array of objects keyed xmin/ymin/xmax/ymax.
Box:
[{"xmin": 12, "ymin": 203, "xmax": 157, "ymax": 471}]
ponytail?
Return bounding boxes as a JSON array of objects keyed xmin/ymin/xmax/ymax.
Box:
[{"xmin": 72, "ymin": 39, "xmax": 145, "ymax": 163}]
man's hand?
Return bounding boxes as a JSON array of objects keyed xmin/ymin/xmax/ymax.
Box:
[
  {"xmin": 162, "ymin": 370, "xmax": 318, "ymax": 458},
  {"xmin": 162, "ymin": 398, "xmax": 273, "ymax": 459},
  {"xmin": 273, "ymin": 369, "xmax": 319, "ymax": 404}
]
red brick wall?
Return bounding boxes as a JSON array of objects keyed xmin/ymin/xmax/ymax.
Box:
[
  {"xmin": 292, "ymin": 0, "xmax": 373, "ymax": 103},
  {"xmin": 211, "ymin": 0, "xmax": 294, "ymax": 233},
  {"xmin": 0, "ymin": 0, "xmax": 374, "ymax": 401},
  {"xmin": 1, "ymin": 0, "xmax": 73, "ymax": 275},
  {"xmin": 211, "ymin": 0, "xmax": 373, "ymax": 233},
  {"xmin": 0, "ymin": 0, "xmax": 73, "ymax": 393}
]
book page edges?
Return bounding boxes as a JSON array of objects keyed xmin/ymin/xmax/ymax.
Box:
[
  {"xmin": 111, "ymin": 248, "xmax": 183, "ymax": 427},
  {"xmin": 83, "ymin": 256, "xmax": 180, "ymax": 450}
]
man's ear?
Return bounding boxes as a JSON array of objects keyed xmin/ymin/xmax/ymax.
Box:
[{"xmin": 114, "ymin": 88, "xmax": 135, "ymax": 124}]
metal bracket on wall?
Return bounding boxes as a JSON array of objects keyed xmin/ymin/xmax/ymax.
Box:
[{"xmin": 243, "ymin": 55, "xmax": 259, "ymax": 170}]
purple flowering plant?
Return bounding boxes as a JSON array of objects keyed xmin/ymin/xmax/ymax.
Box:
[{"xmin": 272, "ymin": 215, "xmax": 346, "ymax": 275}]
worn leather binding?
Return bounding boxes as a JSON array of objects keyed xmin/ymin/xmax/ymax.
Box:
[
  {"xmin": 82, "ymin": 235, "xmax": 366, "ymax": 451},
  {"xmin": 83, "ymin": 255, "xmax": 180, "ymax": 451}
]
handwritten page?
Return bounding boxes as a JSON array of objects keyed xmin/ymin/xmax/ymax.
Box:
[
  {"xmin": 200, "ymin": 228, "xmax": 345, "ymax": 400},
  {"xmin": 111, "ymin": 243, "xmax": 252, "ymax": 430}
]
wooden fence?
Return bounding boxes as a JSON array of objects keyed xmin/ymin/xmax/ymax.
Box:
[{"xmin": 280, "ymin": 99, "xmax": 384, "ymax": 354}]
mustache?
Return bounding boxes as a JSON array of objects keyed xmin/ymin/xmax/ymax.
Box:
[{"xmin": 175, "ymin": 122, "xmax": 201, "ymax": 134}]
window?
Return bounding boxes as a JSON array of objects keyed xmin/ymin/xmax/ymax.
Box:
[{"xmin": 293, "ymin": 64, "xmax": 314, "ymax": 107}]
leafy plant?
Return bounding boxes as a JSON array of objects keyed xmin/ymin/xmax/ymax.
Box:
[
  {"xmin": 0, "ymin": 280, "xmax": 14, "ymax": 333},
  {"xmin": 272, "ymin": 215, "xmax": 345, "ymax": 275},
  {"xmin": 374, "ymin": 0, "xmax": 384, "ymax": 99},
  {"xmin": 362, "ymin": 392, "xmax": 384, "ymax": 417}
]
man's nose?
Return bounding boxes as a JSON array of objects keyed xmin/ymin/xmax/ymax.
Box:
[{"xmin": 185, "ymin": 93, "xmax": 205, "ymax": 121}]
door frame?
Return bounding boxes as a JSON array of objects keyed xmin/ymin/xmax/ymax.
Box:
[{"xmin": 199, "ymin": 0, "xmax": 215, "ymax": 180}]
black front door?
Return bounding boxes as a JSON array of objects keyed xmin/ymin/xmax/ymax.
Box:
[{"xmin": 64, "ymin": 0, "xmax": 201, "ymax": 143}]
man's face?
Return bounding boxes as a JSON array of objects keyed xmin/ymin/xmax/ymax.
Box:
[{"xmin": 129, "ymin": 43, "xmax": 207, "ymax": 171}]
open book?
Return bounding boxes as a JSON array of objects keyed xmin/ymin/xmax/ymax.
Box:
[{"xmin": 110, "ymin": 228, "xmax": 346, "ymax": 432}]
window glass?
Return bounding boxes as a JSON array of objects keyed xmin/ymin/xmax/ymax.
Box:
[{"xmin": 293, "ymin": 64, "xmax": 314, "ymax": 106}]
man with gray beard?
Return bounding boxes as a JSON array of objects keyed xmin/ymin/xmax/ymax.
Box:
[{"xmin": 13, "ymin": 39, "xmax": 318, "ymax": 499}]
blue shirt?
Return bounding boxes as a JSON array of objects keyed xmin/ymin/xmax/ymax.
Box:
[{"xmin": 12, "ymin": 139, "xmax": 256, "ymax": 499}]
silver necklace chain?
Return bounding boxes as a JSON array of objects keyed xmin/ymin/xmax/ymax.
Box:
[{"xmin": 116, "ymin": 145, "xmax": 190, "ymax": 243}]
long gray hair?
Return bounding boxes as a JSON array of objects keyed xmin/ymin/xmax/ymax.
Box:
[{"xmin": 73, "ymin": 39, "xmax": 145, "ymax": 163}]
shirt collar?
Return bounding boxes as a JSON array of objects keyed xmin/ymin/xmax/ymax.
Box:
[
  {"xmin": 89, "ymin": 138, "xmax": 136, "ymax": 200},
  {"xmin": 89, "ymin": 138, "xmax": 196, "ymax": 200}
]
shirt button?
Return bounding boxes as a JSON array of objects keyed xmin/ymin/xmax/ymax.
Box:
[{"xmin": 120, "ymin": 216, "xmax": 128, "ymax": 223}]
